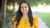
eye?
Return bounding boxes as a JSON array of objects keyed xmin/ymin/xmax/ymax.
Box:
[
  {"xmin": 21, "ymin": 7, "xmax": 23, "ymax": 8},
  {"xmin": 25, "ymin": 6, "xmax": 27, "ymax": 8}
]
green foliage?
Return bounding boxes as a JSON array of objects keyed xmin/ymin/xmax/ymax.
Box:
[
  {"xmin": 37, "ymin": 13, "xmax": 50, "ymax": 28},
  {"xmin": 30, "ymin": 0, "xmax": 50, "ymax": 6},
  {"xmin": 7, "ymin": 0, "xmax": 50, "ymax": 6}
]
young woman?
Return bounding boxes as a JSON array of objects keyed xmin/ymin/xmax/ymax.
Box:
[{"xmin": 12, "ymin": 2, "xmax": 39, "ymax": 28}]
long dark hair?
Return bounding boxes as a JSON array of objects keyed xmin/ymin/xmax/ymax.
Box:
[{"xmin": 16, "ymin": 2, "xmax": 33, "ymax": 26}]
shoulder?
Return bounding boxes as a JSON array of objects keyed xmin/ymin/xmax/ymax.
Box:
[
  {"xmin": 12, "ymin": 16, "xmax": 17, "ymax": 24},
  {"xmin": 12, "ymin": 16, "xmax": 16, "ymax": 22},
  {"xmin": 33, "ymin": 16, "xmax": 39, "ymax": 22},
  {"xmin": 32, "ymin": 16, "xmax": 40, "ymax": 28},
  {"xmin": 33, "ymin": 16, "xmax": 39, "ymax": 19}
]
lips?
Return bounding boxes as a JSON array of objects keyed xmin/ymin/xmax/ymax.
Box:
[{"xmin": 24, "ymin": 10, "xmax": 27, "ymax": 11}]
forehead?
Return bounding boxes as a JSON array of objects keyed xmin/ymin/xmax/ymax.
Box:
[{"xmin": 21, "ymin": 3, "xmax": 28, "ymax": 7}]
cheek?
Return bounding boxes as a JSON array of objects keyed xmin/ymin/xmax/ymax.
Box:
[
  {"xmin": 21, "ymin": 7, "xmax": 29, "ymax": 13},
  {"xmin": 21, "ymin": 8, "xmax": 24, "ymax": 13},
  {"xmin": 24, "ymin": 8, "xmax": 29, "ymax": 13},
  {"xmin": 26, "ymin": 8, "xmax": 29, "ymax": 12}
]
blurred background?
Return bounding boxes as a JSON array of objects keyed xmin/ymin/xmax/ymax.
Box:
[{"xmin": 0, "ymin": 0, "xmax": 50, "ymax": 28}]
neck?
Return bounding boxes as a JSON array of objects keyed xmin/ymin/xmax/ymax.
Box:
[{"xmin": 23, "ymin": 13, "xmax": 28, "ymax": 17}]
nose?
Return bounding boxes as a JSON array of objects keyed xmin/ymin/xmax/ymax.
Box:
[{"xmin": 23, "ymin": 8, "xmax": 26, "ymax": 11}]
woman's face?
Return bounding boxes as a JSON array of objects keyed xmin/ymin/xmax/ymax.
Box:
[{"xmin": 21, "ymin": 3, "xmax": 29, "ymax": 14}]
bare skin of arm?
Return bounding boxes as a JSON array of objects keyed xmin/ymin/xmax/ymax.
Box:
[
  {"xmin": 12, "ymin": 16, "xmax": 17, "ymax": 28},
  {"xmin": 13, "ymin": 21, "xmax": 17, "ymax": 28}
]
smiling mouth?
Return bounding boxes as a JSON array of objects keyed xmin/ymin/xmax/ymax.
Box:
[{"xmin": 24, "ymin": 10, "xmax": 27, "ymax": 11}]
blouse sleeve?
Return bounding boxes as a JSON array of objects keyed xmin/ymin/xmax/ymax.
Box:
[
  {"xmin": 12, "ymin": 16, "xmax": 17, "ymax": 24},
  {"xmin": 32, "ymin": 16, "xmax": 39, "ymax": 28}
]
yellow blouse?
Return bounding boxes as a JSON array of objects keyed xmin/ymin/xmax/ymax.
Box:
[{"xmin": 12, "ymin": 16, "xmax": 39, "ymax": 28}]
